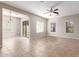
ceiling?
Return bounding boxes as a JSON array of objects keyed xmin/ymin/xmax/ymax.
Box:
[{"xmin": 1, "ymin": 1, "xmax": 79, "ymax": 19}]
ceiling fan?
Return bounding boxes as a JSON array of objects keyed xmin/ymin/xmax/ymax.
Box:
[
  {"xmin": 44, "ymin": 8, "xmax": 59, "ymax": 16},
  {"xmin": 44, "ymin": 2, "xmax": 63, "ymax": 16}
]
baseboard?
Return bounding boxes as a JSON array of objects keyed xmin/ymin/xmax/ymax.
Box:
[{"xmin": 48, "ymin": 35, "xmax": 79, "ymax": 40}]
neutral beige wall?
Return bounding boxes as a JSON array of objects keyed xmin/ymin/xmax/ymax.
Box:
[
  {"xmin": 0, "ymin": 7, "xmax": 2, "ymax": 48},
  {"xmin": 48, "ymin": 14, "xmax": 79, "ymax": 39}
]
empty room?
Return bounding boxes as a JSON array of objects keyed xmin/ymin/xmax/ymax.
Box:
[{"xmin": 0, "ymin": 1, "xmax": 79, "ymax": 57}]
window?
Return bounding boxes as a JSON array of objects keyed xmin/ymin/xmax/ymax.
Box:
[{"xmin": 36, "ymin": 21, "xmax": 44, "ymax": 33}]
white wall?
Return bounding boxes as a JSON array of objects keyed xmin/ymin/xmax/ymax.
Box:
[
  {"xmin": 3, "ymin": 15, "xmax": 21, "ymax": 39},
  {"xmin": 48, "ymin": 14, "xmax": 79, "ymax": 39}
]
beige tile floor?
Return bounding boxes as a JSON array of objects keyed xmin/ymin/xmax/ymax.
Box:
[{"xmin": 0, "ymin": 37, "xmax": 79, "ymax": 57}]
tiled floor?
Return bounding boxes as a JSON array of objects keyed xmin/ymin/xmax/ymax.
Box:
[{"xmin": 0, "ymin": 37, "xmax": 79, "ymax": 57}]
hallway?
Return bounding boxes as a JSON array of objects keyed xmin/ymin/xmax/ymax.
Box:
[{"xmin": 0, "ymin": 37, "xmax": 79, "ymax": 57}]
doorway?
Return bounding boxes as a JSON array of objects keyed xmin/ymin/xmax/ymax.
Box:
[{"xmin": 22, "ymin": 21, "xmax": 29, "ymax": 37}]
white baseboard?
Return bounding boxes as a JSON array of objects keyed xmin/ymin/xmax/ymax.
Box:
[{"xmin": 48, "ymin": 35, "xmax": 79, "ymax": 40}]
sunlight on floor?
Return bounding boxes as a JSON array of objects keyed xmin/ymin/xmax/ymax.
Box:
[{"xmin": 1, "ymin": 37, "xmax": 30, "ymax": 57}]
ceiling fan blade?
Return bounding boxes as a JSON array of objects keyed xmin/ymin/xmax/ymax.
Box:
[
  {"xmin": 54, "ymin": 9, "xmax": 59, "ymax": 11},
  {"xmin": 53, "ymin": 12, "xmax": 59, "ymax": 14}
]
